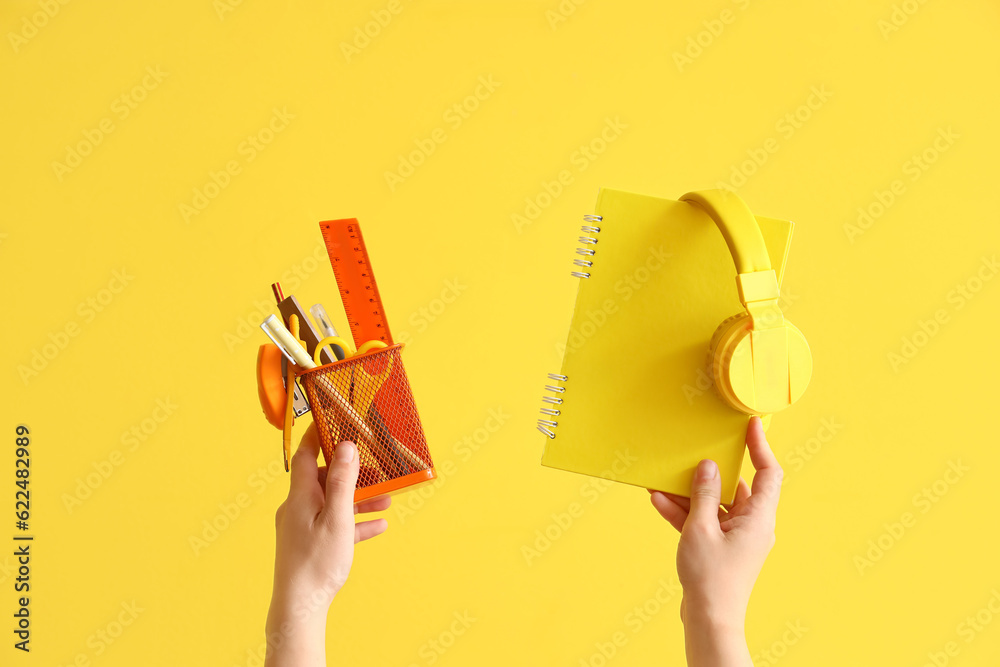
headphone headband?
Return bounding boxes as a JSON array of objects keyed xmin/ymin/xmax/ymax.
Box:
[{"xmin": 679, "ymin": 189, "xmax": 772, "ymax": 275}]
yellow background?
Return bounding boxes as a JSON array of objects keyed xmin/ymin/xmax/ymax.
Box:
[{"xmin": 3, "ymin": 1, "xmax": 999, "ymax": 665}]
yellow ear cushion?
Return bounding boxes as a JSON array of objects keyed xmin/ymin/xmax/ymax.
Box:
[{"xmin": 709, "ymin": 314, "xmax": 813, "ymax": 415}]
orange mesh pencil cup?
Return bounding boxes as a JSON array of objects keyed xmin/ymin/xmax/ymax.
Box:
[{"xmin": 296, "ymin": 343, "xmax": 435, "ymax": 503}]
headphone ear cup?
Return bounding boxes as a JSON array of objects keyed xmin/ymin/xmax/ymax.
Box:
[
  {"xmin": 708, "ymin": 313, "xmax": 747, "ymax": 365},
  {"xmin": 782, "ymin": 319, "xmax": 812, "ymax": 406},
  {"xmin": 708, "ymin": 313, "xmax": 813, "ymax": 415},
  {"xmin": 706, "ymin": 313, "xmax": 752, "ymax": 410}
]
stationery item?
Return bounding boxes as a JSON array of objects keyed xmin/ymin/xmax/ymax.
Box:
[
  {"xmin": 256, "ymin": 218, "xmax": 436, "ymax": 503},
  {"xmin": 319, "ymin": 219, "xmax": 393, "ymax": 347},
  {"xmin": 260, "ymin": 315, "xmax": 313, "ymax": 367},
  {"xmin": 269, "ymin": 281, "xmax": 311, "ymax": 418},
  {"xmin": 297, "ymin": 343, "xmax": 434, "ymax": 500},
  {"xmin": 310, "ymin": 303, "xmax": 338, "ymax": 338},
  {"xmin": 538, "ymin": 188, "xmax": 811, "ymax": 504},
  {"xmin": 299, "ymin": 218, "xmax": 435, "ymax": 501},
  {"xmin": 281, "ymin": 357, "xmax": 311, "ymax": 417},
  {"xmin": 256, "ymin": 345, "xmax": 309, "ymax": 425},
  {"xmin": 281, "ymin": 315, "xmax": 305, "ymax": 470},
  {"xmin": 312, "ymin": 336, "xmax": 428, "ymax": 475},
  {"xmin": 256, "ymin": 344, "xmax": 289, "ymax": 430},
  {"xmin": 281, "ymin": 359, "xmax": 295, "ymax": 469},
  {"xmin": 260, "ymin": 315, "xmax": 376, "ymax": 442},
  {"xmin": 259, "ymin": 321, "xmax": 297, "ymax": 365},
  {"xmin": 278, "ymin": 295, "xmax": 342, "ymax": 363}
]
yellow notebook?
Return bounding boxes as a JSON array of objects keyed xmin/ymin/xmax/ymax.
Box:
[{"xmin": 539, "ymin": 187, "xmax": 794, "ymax": 504}]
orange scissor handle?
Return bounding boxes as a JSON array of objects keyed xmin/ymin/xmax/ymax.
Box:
[{"xmin": 256, "ymin": 344, "xmax": 287, "ymax": 430}]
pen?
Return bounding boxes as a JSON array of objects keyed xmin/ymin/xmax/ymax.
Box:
[{"xmin": 309, "ymin": 303, "xmax": 346, "ymax": 360}]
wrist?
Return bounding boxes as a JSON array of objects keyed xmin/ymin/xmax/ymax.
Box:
[
  {"xmin": 681, "ymin": 593, "xmax": 746, "ymax": 636},
  {"xmin": 263, "ymin": 598, "xmax": 328, "ymax": 667},
  {"xmin": 266, "ymin": 586, "xmax": 331, "ymax": 638},
  {"xmin": 680, "ymin": 594, "xmax": 750, "ymax": 667}
]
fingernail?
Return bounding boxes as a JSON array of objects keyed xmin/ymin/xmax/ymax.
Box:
[
  {"xmin": 335, "ymin": 442, "xmax": 355, "ymax": 463},
  {"xmin": 696, "ymin": 459, "xmax": 718, "ymax": 481}
]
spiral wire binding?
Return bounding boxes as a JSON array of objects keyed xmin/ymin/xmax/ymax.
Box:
[
  {"xmin": 571, "ymin": 215, "xmax": 602, "ymax": 279},
  {"xmin": 539, "ymin": 214, "xmax": 604, "ymax": 437},
  {"xmin": 538, "ymin": 372, "xmax": 568, "ymax": 438}
]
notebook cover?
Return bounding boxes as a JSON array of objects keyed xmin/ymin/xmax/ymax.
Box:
[{"xmin": 540, "ymin": 187, "xmax": 793, "ymax": 504}]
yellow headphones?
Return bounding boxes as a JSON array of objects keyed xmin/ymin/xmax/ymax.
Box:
[{"xmin": 680, "ymin": 189, "xmax": 813, "ymax": 416}]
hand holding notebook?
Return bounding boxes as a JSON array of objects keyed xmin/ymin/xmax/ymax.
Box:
[{"xmin": 539, "ymin": 188, "xmax": 812, "ymax": 504}]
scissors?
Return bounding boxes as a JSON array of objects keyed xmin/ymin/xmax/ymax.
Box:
[
  {"xmin": 313, "ymin": 337, "xmax": 393, "ymax": 414},
  {"xmin": 312, "ymin": 337, "xmax": 426, "ymax": 476}
]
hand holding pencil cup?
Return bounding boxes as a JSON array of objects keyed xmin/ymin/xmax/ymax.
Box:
[
  {"xmin": 255, "ymin": 220, "xmax": 436, "ymax": 503},
  {"xmin": 259, "ymin": 313, "xmax": 436, "ymax": 503}
]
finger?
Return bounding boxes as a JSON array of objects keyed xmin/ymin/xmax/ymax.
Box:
[
  {"xmin": 319, "ymin": 441, "xmax": 360, "ymax": 528},
  {"xmin": 687, "ymin": 459, "xmax": 723, "ymax": 532},
  {"xmin": 650, "ymin": 491, "xmax": 688, "ymax": 533},
  {"xmin": 355, "ymin": 496, "xmax": 392, "ymax": 515},
  {"xmin": 649, "ymin": 489, "xmax": 693, "ymax": 512},
  {"xmin": 664, "ymin": 493, "xmax": 691, "ymax": 513},
  {"xmin": 721, "ymin": 477, "xmax": 755, "ymax": 529},
  {"xmin": 288, "ymin": 422, "xmax": 322, "ymax": 502},
  {"xmin": 746, "ymin": 416, "xmax": 783, "ymax": 511},
  {"xmin": 355, "ymin": 518, "xmax": 388, "ymax": 543},
  {"xmin": 734, "ymin": 478, "xmax": 751, "ymax": 506},
  {"xmin": 317, "ymin": 465, "xmax": 328, "ymax": 489}
]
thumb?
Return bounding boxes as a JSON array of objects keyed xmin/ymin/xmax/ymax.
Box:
[
  {"xmin": 686, "ymin": 459, "xmax": 722, "ymax": 530},
  {"xmin": 320, "ymin": 441, "xmax": 360, "ymax": 525}
]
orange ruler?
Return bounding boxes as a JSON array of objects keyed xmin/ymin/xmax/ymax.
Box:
[{"xmin": 319, "ymin": 219, "xmax": 393, "ymax": 348}]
